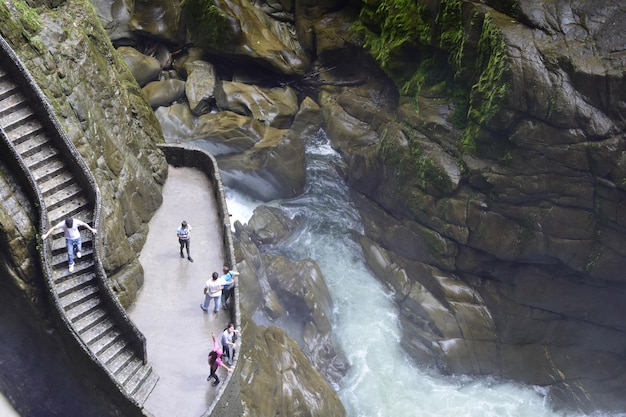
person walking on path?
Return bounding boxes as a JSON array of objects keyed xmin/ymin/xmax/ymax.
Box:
[
  {"xmin": 220, "ymin": 266, "xmax": 239, "ymax": 310},
  {"xmin": 201, "ymin": 272, "xmax": 226, "ymax": 313},
  {"xmin": 42, "ymin": 217, "xmax": 97, "ymax": 273},
  {"xmin": 176, "ymin": 220, "xmax": 193, "ymax": 262},
  {"xmin": 207, "ymin": 331, "xmax": 231, "ymax": 386},
  {"xmin": 220, "ymin": 323, "xmax": 239, "ymax": 366}
]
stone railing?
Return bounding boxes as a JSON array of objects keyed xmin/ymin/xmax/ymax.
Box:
[
  {"xmin": 158, "ymin": 143, "xmax": 243, "ymax": 417},
  {"xmin": 0, "ymin": 35, "xmax": 150, "ymax": 413}
]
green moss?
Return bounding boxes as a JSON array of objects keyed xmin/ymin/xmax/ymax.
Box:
[
  {"xmin": 437, "ymin": 0, "xmax": 464, "ymax": 68},
  {"xmin": 0, "ymin": 0, "xmax": 42, "ymax": 47},
  {"xmin": 353, "ymin": 1, "xmax": 513, "ymax": 161},
  {"xmin": 469, "ymin": 14, "xmax": 509, "ymax": 124},
  {"xmin": 462, "ymin": 13, "xmax": 511, "ymax": 156},
  {"xmin": 351, "ymin": 0, "xmax": 431, "ymax": 94},
  {"xmin": 181, "ymin": 0, "xmax": 234, "ymax": 51},
  {"xmin": 380, "ymin": 122, "xmax": 453, "ymax": 195}
]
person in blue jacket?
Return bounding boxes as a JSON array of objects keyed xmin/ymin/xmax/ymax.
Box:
[{"xmin": 220, "ymin": 266, "xmax": 239, "ymax": 310}]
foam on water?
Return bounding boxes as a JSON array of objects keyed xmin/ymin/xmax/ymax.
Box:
[{"xmin": 224, "ymin": 130, "xmax": 620, "ymax": 417}]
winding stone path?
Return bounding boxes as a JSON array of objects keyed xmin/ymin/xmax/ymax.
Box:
[{"xmin": 128, "ymin": 166, "xmax": 230, "ymax": 417}]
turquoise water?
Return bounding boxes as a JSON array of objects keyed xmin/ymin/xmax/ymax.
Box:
[{"xmin": 223, "ymin": 131, "xmax": 618, "ymax": 417}]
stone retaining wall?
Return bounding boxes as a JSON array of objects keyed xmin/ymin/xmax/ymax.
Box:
[{"xmin": 158, "ymin": 143, "xmax": 243, "ymax": 417}]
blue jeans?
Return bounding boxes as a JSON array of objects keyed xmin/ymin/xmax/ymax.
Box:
[
  {"xmin": 202, "ymin": 294, "xmax": 221, "ymax": 312},
  {"xmin": 66, "ymin": 237, "xmax": 81, "ymax": 266}
]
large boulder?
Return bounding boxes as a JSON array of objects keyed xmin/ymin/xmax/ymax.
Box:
[
  {"xmin": 90, "ymin": 0, "xmax": 184, "ymax": 43},
  {"xmin": 184, "ymin": 0, "xmax": 310, "ymax": 75},
  {"xmin": 240, "ymin": 319, "xmax": 346, "ymax": 417},
  {"xmin": 234, "ymin": 207, "xmax": 348, "ymax": 382},
  {"xmin": 215, "ymin": 81, "xmax": 299, "ymax": 129}
]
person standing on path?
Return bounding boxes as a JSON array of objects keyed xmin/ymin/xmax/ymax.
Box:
[
  {"xmin": 220, "ymin": 266, "xmax": 239, "ymax": 310},
  {"xmin": 220, "ymin": 323, "xmax": 239, "ymax": 366},
  {"xmin": 207, "ymin": 331, "xmax": 231, "ymax": 386},
  {"xmin": 176, "ymin": 220, "xmax": 193, "ymax": 262},
  {"xmin": 42, "ymin": 217, "xmax": 97, "ymax": 273},
  {"xmin": 201, "ymin": 272, "xmax": 226, "ymax": 313}
]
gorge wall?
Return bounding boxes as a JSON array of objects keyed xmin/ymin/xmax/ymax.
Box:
[{"xmin": 1, "ymin": 0, "xmax": 625, "ymax": 415}]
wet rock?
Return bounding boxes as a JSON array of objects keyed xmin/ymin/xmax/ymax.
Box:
[
  {"xmin": 117, "ymin": 46, "xmax": 161, "ymax": 87},
  {"xmin": 184, "ymin": 60, "xmax": 218, "ymax": 115},
  {"xmin": 247, "ymin": 205, "xmax": 298, "ymax": 245},
  {"xmin": 142, "ymin": 78, "xmax": 186, "ymax": 108},
  {"xmin": 128, "ymin": 0, "xmax": 183, "ymax": 42},
  {"xmin": 234, "ymin": 212, "xmax": 347, "ymax": 382},
  {"xmin": 215, "ymin": 81, "xmax": 299, "ymax": 129},
  {"xmin": 89, "ymin": 0, "xmax": 134, "ymax": 41},
  {"xmin": 240, "ymin": 320, "xmax": 346, "ymax": 417},
  {"xmin": 184, "ymin": 0, "xmax": 309, "ymax": 75}
]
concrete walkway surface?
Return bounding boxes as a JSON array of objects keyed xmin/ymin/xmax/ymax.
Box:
[{"xmin": 128, "ymin": 166, "xmax": 231, "ymax": 417}]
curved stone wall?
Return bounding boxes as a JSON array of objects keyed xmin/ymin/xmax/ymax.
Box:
[{"xmin": 158, "ymin": 143, "xmax": 243, "ymax": 417}]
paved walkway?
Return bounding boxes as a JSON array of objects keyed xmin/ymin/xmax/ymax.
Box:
[{"xmin": 128, "ymin": 166, "xmax": 230, "ymax": 417}]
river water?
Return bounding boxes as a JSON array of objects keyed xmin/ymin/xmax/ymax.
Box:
[{"xmin": 218, "ymin": 130, "xmax": 616, "ymax": 417}]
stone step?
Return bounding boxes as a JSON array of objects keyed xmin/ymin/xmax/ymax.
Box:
[
  {"xmin": 39, "ymin": 170, "xmax": 75, "ymax": 198},
  {"xmin": 58, "ymin": 284, "xmax": 100, "ymax": 311},
  {"xmin": 90, "ymin": 327, "xmax": 123, "ymax": 357},
  {"xmin": 30, "ymin": 156, "xmax": 66, "ymax": 184},
  {"xmin": 0, "ymin": 89, "xmax": 26, "ymax": 119},
  {"xmin": 0, "ymin": 74, "xmax": 18, "ymax": 102},
  {"xmin": 73, "ymin": 307, "xmax": 108, "ymax": 335},
  {"xmin": 0, "ymin": 104, "xmax": 35, "ymax": 132},
  {"xmin": 23, "ymin": 145, "xmax": 59, "ymax": 172},
  {"xmin": 43, "ymin": 182, "xmax": 84, "ymax": 213},
  {"xmin": 5, "ymin": 118, "xmax": 44, "ymax": 146},
  {"xmin": 13, "ymin": 130, "xmax": 50, "ymax": 157},
  {"xmin": 129, "ymin": 368, "xmax": 159, "ymax": 404},
  {"xmin": 47, "ymin": 197, "xmax": 90, "ymax": 226},
  {"xmin": 65, "ymin": 295, "xmax": 103, "ymax": 324},
  {"xmin": 51, "ymin": 244, "xmax": 93, "ymax": 267},
  {"xmin": 55, "ymin": 271, "xmax": 96, "ymax": 298},
  {"xmin": 107, "ymin": 348, "xmax": 135, "ymax": 375},
  {"xmin": 98, "ymin": 339, "xmax": 130, "ymax": 365},
  {"xmin": 81, "ymin": 318, "xmax": 116, "ymax": 346},
  {"xmin": 116, "ymin": 357, "xmax": 143, "ymax": 386}
]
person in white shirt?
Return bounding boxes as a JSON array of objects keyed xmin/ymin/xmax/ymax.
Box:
[
  {"xmin": 201, "ymin": 271, "xmax": 226, "ymax": 313},
  {"xmin": 176, "ymin": 220, "xmax": 193, "ymax": 262},
  {"xmin": 42, "ymin": 217, "xmax": 97, "ymax": 273}
]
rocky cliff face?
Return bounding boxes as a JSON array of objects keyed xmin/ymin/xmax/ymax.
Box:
[
  {"xmin": 334, "ymin": 0, "xmax": 626, "ymax": 412},
  {"xmin": 78, "ymin": 0, "xmax": 626, "ymax": 412},
  {"xmin": 2, "ymin": 0, "xmax": 626, "ymax": 414}
]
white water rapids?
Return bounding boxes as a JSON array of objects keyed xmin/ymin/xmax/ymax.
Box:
[{"xmin": 221, "ymin": 130, "xmax": 619, "ymax": 417}]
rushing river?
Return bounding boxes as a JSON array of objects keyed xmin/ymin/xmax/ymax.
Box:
[{"xmin": 218, "ymin": 130, "xmax": 616, "ymax": 417}]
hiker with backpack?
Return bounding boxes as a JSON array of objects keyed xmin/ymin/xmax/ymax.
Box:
[{"xmin": 207, "ymin": 331, "xmax": 231, "ymax": 386}]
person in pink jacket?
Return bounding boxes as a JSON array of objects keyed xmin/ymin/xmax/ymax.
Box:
[{"xmin": 207, "ymin": 331, "xmax": 231, "ymax": 386}]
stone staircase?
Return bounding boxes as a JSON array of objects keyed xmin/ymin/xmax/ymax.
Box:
[{"xmin": 0, "ymin": 41, "xmax": 158, "ymax": 407}]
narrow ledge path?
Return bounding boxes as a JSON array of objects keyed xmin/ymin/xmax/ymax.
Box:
[{"xmin": 128, "ymin": 166, "xmax": 230, "ymax": 417}]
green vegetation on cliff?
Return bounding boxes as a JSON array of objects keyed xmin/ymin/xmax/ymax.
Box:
[
  {"xmin": 0, "ymin": 0, "xmax": 43, "ymax": 51},
  {"xmin": 353, "ymin": 0, "xmax": 511, "ymax": 157},
  {"xmin": 181, "ymin": 0, "xmax": 234, "ymax": 51},
  {"xmin": 380, "ymin": 121, "xmax": 453, "ymax": 197},
  {"xmin": 351, "ymin": 0, "xmax": 431, "ymax": 100},
  {"xmin": 462, "ymin": 13, "xmax": 509, "ymax": 152}
]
